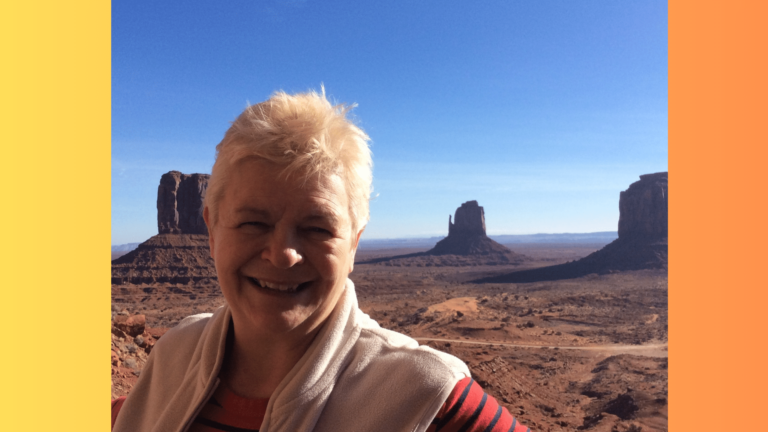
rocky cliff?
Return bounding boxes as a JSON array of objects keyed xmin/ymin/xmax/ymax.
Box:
[
  {"xmin": 448, "ymin": 200, "xmax": 487, "ymax": 236},
  {"xmin": 618, "ymin": 172, "xmax": 668, "ymax": 239},
  {"xmin": 157, "ymin": 171, "xmax": 210, "ymax": 235},
  {"xmin": 478, "ymin": 173, "xmax": 668, "ymax": 283},
  {"xmin": 111, "ymin": 234, "xmax": 217, "ymax": 286},
  {"xmin": 113, "ymin": 171, "xmax": 217, "ymax": 288},
  {"xmin": 430, "ymin": 201, "xmax": 512, "ymax": 256},
  {"xmin": 360, "ymin": 201, "xmax": 529, "ymax": 266}
]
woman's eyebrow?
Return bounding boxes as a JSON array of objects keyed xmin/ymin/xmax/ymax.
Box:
[
  {"xmin": 303, "ymin": 208, "xmax": 341, "ymax": 225},
  {"xmin": 231, "ymin": 207, "xmax": 271, "ymax": 219}
]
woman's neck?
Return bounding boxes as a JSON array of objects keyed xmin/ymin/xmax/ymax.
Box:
[{"xmin": 221, "ymin": 318, "xmax": 321, "ymax": 399}]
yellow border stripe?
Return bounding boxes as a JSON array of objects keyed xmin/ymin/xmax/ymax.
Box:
[{"xmin": 0, "ymin": 1, "xmax": 110, "ymax": 429}]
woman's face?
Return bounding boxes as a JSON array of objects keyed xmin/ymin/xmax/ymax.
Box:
[{"xmin": 205, "ymin": 158, "xmax": 362, "ymax": 339}]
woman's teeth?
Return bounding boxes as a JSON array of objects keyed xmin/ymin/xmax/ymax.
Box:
[{"xmin": 252, "ymin": 278, "xmax": 300, "ymax": 292}]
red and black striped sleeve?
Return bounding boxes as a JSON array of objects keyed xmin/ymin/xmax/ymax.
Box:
[
  {"xmin": 427, "ymin": 377, "xmax": 530, "ymax": 432},
  {"xmin": 111, "ymin": 396, "xmax": 127, "ymax": 430}
]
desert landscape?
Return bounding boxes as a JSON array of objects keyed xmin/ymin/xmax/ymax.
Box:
[{"xmin": 112, "ymin": 172, "xmax": 668, "ymax": 432}]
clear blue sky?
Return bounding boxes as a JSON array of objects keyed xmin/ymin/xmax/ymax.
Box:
[{"xmin": 112, "ymin": 0, "xmax": 667, "ymax": 245}]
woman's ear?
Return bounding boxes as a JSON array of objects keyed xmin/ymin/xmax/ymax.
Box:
[
  {"xmin": 348, "ymin": 227, "xmax": 365, "ymax": 273},
  {"xmin": 203, "ymin": 206, "xmax": 214, "ymax": 259}
]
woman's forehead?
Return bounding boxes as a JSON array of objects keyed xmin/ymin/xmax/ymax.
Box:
[
  {"xmin": 224, "ymin": 160, "xmax": 350, "ymax": 223},
  {"xmin": 229, "ymin": 200, "xmax": 345, "ymax": 224}
]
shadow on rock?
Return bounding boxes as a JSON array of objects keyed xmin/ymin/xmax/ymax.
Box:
[{"xmin": 473, "ymin": 235, "xmax": 667, "ymax": 283}]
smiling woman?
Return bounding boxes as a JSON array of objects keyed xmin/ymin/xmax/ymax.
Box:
[
  {"xmin": 205, "ymin": 159, "xmax": 359, "ymax": 399},
  {"xmin": 111, "ymin": 89, "xmax": 530, "ymax": 432}
]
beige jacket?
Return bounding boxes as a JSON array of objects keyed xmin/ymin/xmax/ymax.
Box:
[{"xmin": 113, "ymin": 280, "xmax": 470, "ymax": 432}]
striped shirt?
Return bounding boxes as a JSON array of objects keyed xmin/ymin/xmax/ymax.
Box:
[
  {"xmin": 112, "ymin": 377, "xmax": 529, "ymax": 432},
  {"xmin": 427, "ymin": 377, "xmax": 530, "ymax": 432},
  {"xmin": 187, "ymin": 382, "xmax": 267, "ymax": 432}
]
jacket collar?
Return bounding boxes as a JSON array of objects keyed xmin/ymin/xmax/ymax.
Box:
[{"xmin": 196, "ymin": 280, "xmax": 363, "ymax": 431}]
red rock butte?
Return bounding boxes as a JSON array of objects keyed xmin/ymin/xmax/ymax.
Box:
[
  {"xmin": 359, "ymin": 200, "xmax": 530, "ymax": 267},
  {"xmin": 157, "ymin": 171, "xmax": 210, "ymax": 235},
  {"xmin": 113, "ymin": 171, "xmax": 218, "ymax": 287},
  {"xmin": 478, "ymin": 172, "xmax": 668, "ymax": 283},
  {"xmin": 428, "ymin": 200, "xmax": 515, "ymax": 256}
]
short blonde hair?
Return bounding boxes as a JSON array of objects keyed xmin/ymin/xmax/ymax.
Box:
[{"xmin": 205, "ymin": 89, "xmax": 373, "ymax": 232}]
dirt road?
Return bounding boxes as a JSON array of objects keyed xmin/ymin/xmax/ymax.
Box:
[{"xmin": 415, "ymin": 337, "xmax": 668, "ymax": 357}]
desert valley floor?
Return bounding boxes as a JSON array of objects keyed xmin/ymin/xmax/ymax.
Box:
[{"xmin": 112, "ymin": 242, "xmax": 668, "ymax": 432}]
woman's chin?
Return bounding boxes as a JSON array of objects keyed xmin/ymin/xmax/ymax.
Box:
[
  {"xmin": 224, "ymin": 277, "xmax": 345, "ymax": 340},
  {"xmin": 231, "ymin": 302, "xmax": 319, "ymax": 338}
]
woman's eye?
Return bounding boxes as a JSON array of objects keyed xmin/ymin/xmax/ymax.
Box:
[
  {"xmin": 307, "ymin": 226, "xmax": 332, "ymax": 235},
  {"xmin": 241, "ymin": 221, "xmax": 268, "ymax": 229}
]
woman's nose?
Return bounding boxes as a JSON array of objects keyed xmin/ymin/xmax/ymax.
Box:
[{"xmin": 261, "ymin": 229, "xmax": 303, "ymax": 269}]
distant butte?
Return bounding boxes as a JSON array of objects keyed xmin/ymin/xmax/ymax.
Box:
[
  {"xmin": 360, "ymin": 200, "xmax": 531, "ymax": 267},
  {"xmin": 112, "ymin": 171, "xmax": 218, "ymax": 287},
  {"xmin": 427, "ymin": 201, "xmax": 515, "ymax": 256},
  {"xmin": 477, "ymin": 172, "xmax": 668, "ymax": 283},
  {"xmin": 618, "ymin": 172, "xmax": 668, "ymax": 239},
  {"xmin": 157, "ymin": 171, "xmax": 210, "ymax": 235}
]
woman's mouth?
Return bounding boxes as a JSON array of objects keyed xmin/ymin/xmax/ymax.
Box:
[{"xmin": 248, "ymin": 277, "xmax": 307, "ymax": 293}]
